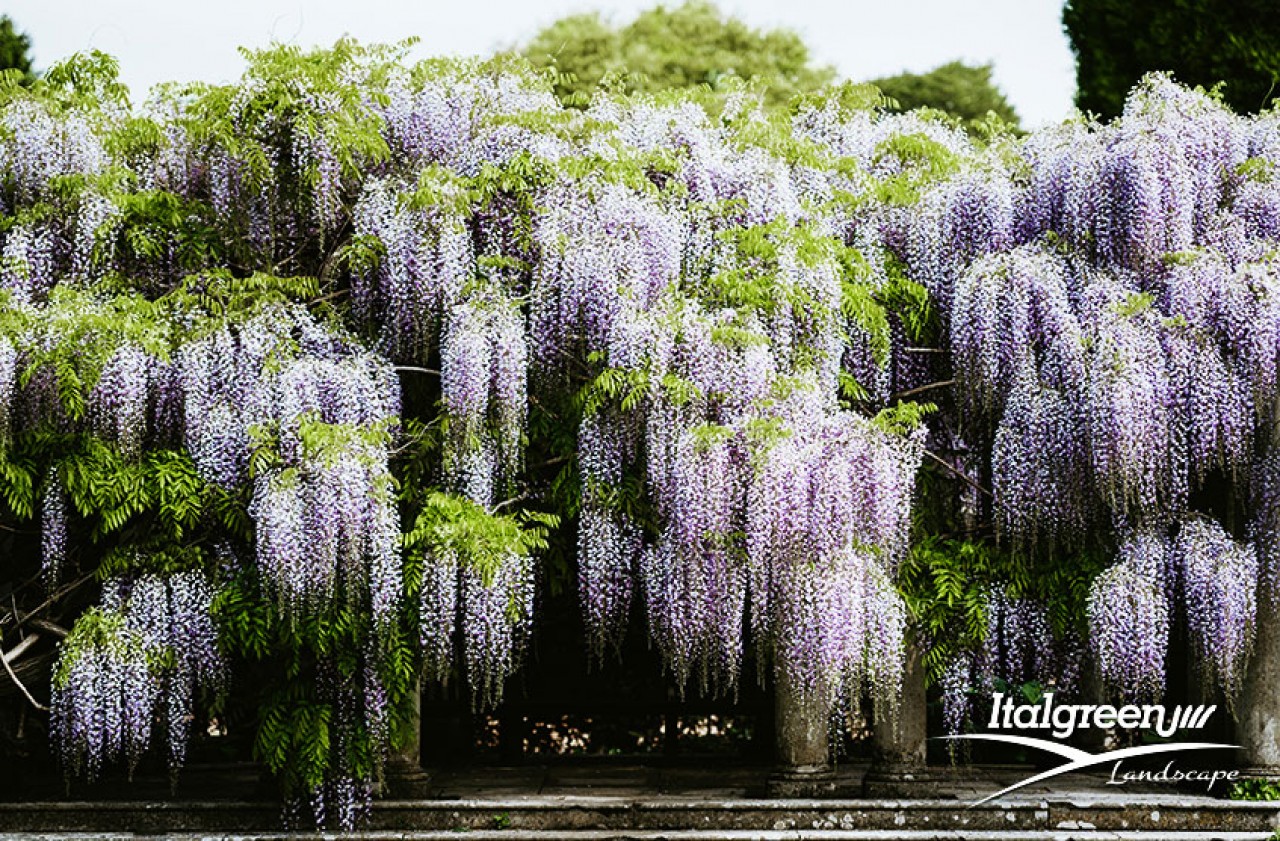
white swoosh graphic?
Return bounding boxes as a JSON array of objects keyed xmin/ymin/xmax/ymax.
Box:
[{"xmin": 937, "ymin": 734, "xmax": 1241, "ymax": 805}]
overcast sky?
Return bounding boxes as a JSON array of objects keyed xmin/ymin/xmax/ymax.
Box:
[{"xmin": 6, "ymin": 0, "xmax": 1078, "ymax": 127}]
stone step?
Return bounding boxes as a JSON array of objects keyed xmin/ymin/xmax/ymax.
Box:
[
  {"xmin": 2, "ymin": 798, "xmax": 1278, "ymax": 836},
  {"xmin": 0, "ymin": 831, "xmax": 1274, "ymax": 840}
]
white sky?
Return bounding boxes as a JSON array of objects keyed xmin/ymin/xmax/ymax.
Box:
[{"xmin": 8, "ymin": 0, "xmax": 1078, "ymax": 127}]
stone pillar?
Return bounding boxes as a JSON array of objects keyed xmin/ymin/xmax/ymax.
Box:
[
  {"xmin": 863, "ymin": 645, "xmax": 929, "ymax": 796},
  {"xmin": 1240, "ymin": 594, "xmax": 1280, "ymax": 773},
  {"xmin": 767, "ymin": 670, "xmax": 837, "ymax": 797},
  {"xmin": 382, "ymin": 680, "xmax": 432, "ymax": 798}
]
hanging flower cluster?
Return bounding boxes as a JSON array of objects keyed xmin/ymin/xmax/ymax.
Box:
[
  {"xmin": 1176, "ymin": 517, "xmax": 1258, "ymax": 701},
  {"xmin": 51, "ymin": 570, "xmax": 225, "ymax": 781},
  {"xmin": 172, "ymin": 300, "xmax": 404, "ymax": 630},
  {"xmin": 39, "ymin": 467, "xmax": 68, "ymax": 586},
  {"xmin": 0, "ymin": 335, "xmax": 16, "ymax": 451},
  {"xmin": 938, "ymin": 585, "xmax": 1084, "ymax": 739},
  {"xmin": 415, "ymin": 543, "xmax": 536, "ymax": 711},
  {"xmin": 576, "ymin": 411, "xmax": 643, "ymax": 660},
  {"xmin": 98, "ymin": 571, "xmax": 227, "ymax": 773},
  {"xmin": 440, "ymin": 291, "xmax": 527, "ymax": 506},
  {"xmin": 1088, "ymin": 528, "xmax": 1171, "ymax": 701},
  {"xmin": 349, "ymin": 174, "xmax": 472, "ymax": 361},
  {"xmin": 409, "ymin": 492, "xmax": 545, "ymax": 710},
  {"xmin": 49, "ymin": 610, "xmax": 158, "ymax": 782},
  {"xmin": 628, "ymin": 383, "xmax": 924, "ymax": 710}
]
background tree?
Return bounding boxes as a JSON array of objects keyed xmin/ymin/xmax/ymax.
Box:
[
  {"xmin": 1063, "ymin": 0, "xmax": 1280, "ymax": 118},
  {"xmin": 517, "ymin": 1, "xmax": 835, "ymax": 109},
  {"xmin": 0, "ymin": 16, "xmax": 33, "ymax": 81},
  {"xmin": 870, "ymin": 61, "xmax": 1020, "ymax": 131}
]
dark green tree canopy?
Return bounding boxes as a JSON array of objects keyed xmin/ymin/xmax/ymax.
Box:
[
  {"xmin": 870, "ymin": 61, "xmax": 1020, "ymax": 131},
  {"xmin": 1063, "ymin": 0, "xmax": 1280, "ymax": 118},
  {"xmin": 517, "ymin": 1, "xmax": 835, "ymax": 108},
  {"xmin": 0, "ymin": 16, "xmax": 33, "ymax": 81}
]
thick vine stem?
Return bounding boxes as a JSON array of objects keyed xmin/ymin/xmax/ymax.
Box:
[
  {"xmin": 923, "ymin": 449, "xmax": 993, "ymax": 499},
  {"xmin": 1, "ymin": 633, "xmax": 49, "ymax": 712}
]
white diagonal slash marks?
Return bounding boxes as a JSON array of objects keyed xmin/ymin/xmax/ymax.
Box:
[{"xmin": 937, "ymin": 733, "xmax": 1240, "ymax": 805}]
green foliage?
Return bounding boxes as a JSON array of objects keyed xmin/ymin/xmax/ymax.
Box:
[
  {"xmin": 898, "ymin": 536, "xmax": 1107, "ymax": 683},
  {"xmin": 60, "ymin": 442, "xmax": 204, "ymax": 541},
  {"xmin": 517, "ymin": 1, "xmax": 835, "ymax": 110},
  {"xmin": 0, "ymin": 16, "xmax": 33, "ymax": 84},
  {"xmin": 1230, "ymin": 778, "xmax": 1280, "ymax": 800},
  {"xmin": 871, "ymin": 62, "xmax": 1021, "ymax": 133},
  {"xmin": 40, "ymin": 51, "xmax": 129, "ymax": 110},
  {"xmin": 1063, "ymin": 0, "xmax": 1280, "ymax": 117},
  {"xmin": 51, "ymin": 607, "xmax": 155, "ymax": 688},
  {"xmin": 163, "ymin": 270, "xmax": 319, "ymax": 325},
  {"xmin": 184, "ymin": 38, "xmax": 397, "ymax": 180},
  {"xmin": 0, "ymin": 452, "xmax": 35, "ymax": 519},
  {"xmin": 578, "ymin": 365, "xmax": 658, "ymax": 418},
  {"xmin": 102, "ymin": 189, "xmax": 222, "ymax": 278},
  {"xmin": 7, "ymin": 428, "xmax": 231, "ymax": 572},
  {"xmin": 791, "ymin": 81, "xmax": 893, "ymax": 120},
  {"xmin": 402, "ymin": 491, "xmax": 556, "ymax": 589},
  {"xmin": 871, "ymin": 402, "xmax": 935, "ymax": 437},
  {"xmin": 0, "ymin": 49, "xmax": 128, "ymax": 114},
  {"xmin": 255, "ymin": 687, "xmax": 334, "ymax": 796},
  {"xmin": 871, "ymin": 131, "xmax": 962, "ymax": 206},
  {"xmin": 214, "ymin": 556, "xmax": 422, "ymax": 800}
]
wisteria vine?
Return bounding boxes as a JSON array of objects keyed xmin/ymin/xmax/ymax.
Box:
[{"xmin": 4, "ymin": 41, "xmax": 1280, "ymax": 828}]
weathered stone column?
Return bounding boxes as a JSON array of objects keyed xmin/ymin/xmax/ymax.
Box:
[
  {"xmin": 1240, "ymin": 594, "xmax": 1280, "ymax": 773},
  {"xmin": 382, "ymin": 680, "xmax": 432, "ymax": 798},
  {"xmin": 768, "ymin": 670, "xmax": 837, "ymax": 797},
  {"xmin": 863, "ymin": 644, "xmax": 928, "ymax": 796}
]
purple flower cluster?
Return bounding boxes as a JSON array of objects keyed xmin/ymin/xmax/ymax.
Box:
[
  {"xmin": 576, "ymin": 412, "xmax": 642, "ymax": 660},
  {"xmin": 938, "ymin": 586, "xmax": 1085, "ymax": 742},
  {"xmin": 459, "ymin": 552, "xmax": 535, "ymax": 710},
  {"xmin": 637, "ymin": 382, "xmax": 923, "ymax": 708},
  {"xmin": 0, "ymin": 336, "xmax": 15, "ymax": 450},
  {"xmin": 938, "ymin": 653, "xmax": 974, "ymax": 756},
  {"xmin": 907, "ymin": 170, "xmax": 1016, "ymax": 308},
  {"xmin": 417, "ymin": 542, "xmax": 537, "ymax": 711},
  {"xmin": 1, "ymin": 223, "xmax": 58, "ymax": 304},
  {"xmin": 991, "ymin": 373, "xmax": 1092, "ymax": 548},
  {"xmin": 49, "ymin": 610, "xmax": 158, "ymax": 781},
  {"xmin": 350, "ymin": 175, "xmax": 472, "ymax": 361},
  {"xmin": 51, "ymin": 570, "xmax": 224, "ymax": 781},
  {"xmin": 99, "ymin": 571, "xmax": 227, "ymax": 773},
  {"xmin": 0, "ymin": 100, "xmax": 108, "ymax": 204},
  {"xmin": 440, "ymin": 291, "xmax": 527, "ymax": 506},
  {"xmin": 978, "ymin": 589, "xmax": 1064, "ymax": 691},
  {"xmin": 642, "ymin": 425, "xmax": 748, "ymax": 690},
  {"xmin": 1088, "ymin": 528, "xmax": 1171, "ymax": 701},
  {"xmin": 88, "ymin": 343, "xmax": 152, "ymax": 460},
  {"xmin": 1176, "ymin": 517, "xmax": 1257, "ymax": 702},
  {"xmin": 530, "ymin": 178, "xmax": 683, "ymax": 374},
  {"xmin": 40, "ymin": 467, "xmax": 68, "ymax": 587}
]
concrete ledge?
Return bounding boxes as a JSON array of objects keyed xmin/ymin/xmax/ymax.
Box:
[
  {"xmin": 0, "ymin": 830, "xmax": 1274, "ymax": 840},
  {"xmin": 1, "ymin": 795, "xmax": 1277, "ymax": 835}
]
